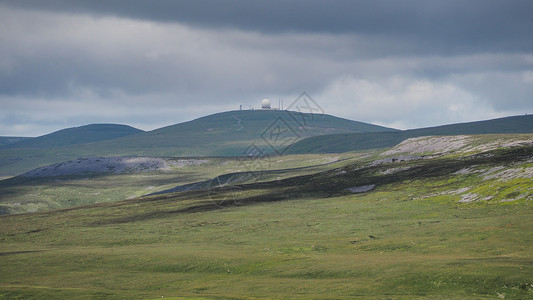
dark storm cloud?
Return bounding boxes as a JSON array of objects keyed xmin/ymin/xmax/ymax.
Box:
[{"xmin": 3, "ymin": 0, "xmax": 533, "ymax": 54}]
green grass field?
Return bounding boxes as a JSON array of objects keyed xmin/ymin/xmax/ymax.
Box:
[{"xmin": 0, "ymin": 141, "xmax": 531, "ymax": 299}]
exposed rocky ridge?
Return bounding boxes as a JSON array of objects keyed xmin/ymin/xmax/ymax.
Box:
[
  {"xmin": 21, "ymin": 157, "xmax": 208, "ymax": 177},
  {"xmin": 381, "ymin": 135, "xmax": 533, "ymax": 156}
]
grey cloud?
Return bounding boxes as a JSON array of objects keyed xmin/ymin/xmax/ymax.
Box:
[
  {"xmin": 450, "ymin": 71, "xmax": 533, "ymax": 111},
  {"xmin": 0, "ymin": 9, "xmax": 349, "ymax": 98},
  {"xmin": 2, "ymin": 0, "xmax": 532, "ymax": 55}
]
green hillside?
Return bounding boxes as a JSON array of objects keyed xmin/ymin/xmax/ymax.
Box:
[
  {"xmin": 0, "ymin": 139, "xmax": 531, "ymax": 298},
  {"xmin": 91, "ymin": 110, "xmax": 395, "ymax": 156},
  {"xmin": 287, "ymin": 115, "xmax": 533, "ymax": 154},
  {"xmin": 0, "ymin": 137, "xmax": 29, "ymax": 146},
  {"xmin": 1, "ymin": 124, "xmax": 144, "ymax": 149},
  {"xmin": 0, "ymin": 110, "xmax": 394, "ymax": 176}
]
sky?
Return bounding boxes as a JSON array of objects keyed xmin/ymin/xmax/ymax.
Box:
[{"xmin": 1, "ymin": 0, "xmax": 532, "ymax": 137}]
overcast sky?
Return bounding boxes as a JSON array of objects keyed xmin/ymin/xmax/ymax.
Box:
[{"xmin": 1, "ymin": 0, "xmax": 532, "ymax": 136}]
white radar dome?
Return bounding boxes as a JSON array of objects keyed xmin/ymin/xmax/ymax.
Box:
[{"xmin": 261, "ymin": 98, "xmax": 271, "ymax": 109}]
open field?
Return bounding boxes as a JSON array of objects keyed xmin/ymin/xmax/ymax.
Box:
[{"xmin": 0, "ymin": 138, "xmax": 532, "ymax": 299}]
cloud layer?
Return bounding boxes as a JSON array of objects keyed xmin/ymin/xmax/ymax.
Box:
[{"xmin": 0, "ymin": 1, "xmax": 532, "ymax": 136}]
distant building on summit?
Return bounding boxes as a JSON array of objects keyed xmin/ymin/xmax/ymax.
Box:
[
  {"xmin": 240, "ymin": 98, "xmax": 280, "ymax": 110},
  {"xmin": 260, "ymin": 98, "xmax": 281, "ymax": 110},
  {"xmin": 261, "ymin": 99, "xmax": 271, "ymax": 110}
]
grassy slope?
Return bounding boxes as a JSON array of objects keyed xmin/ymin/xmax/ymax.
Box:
[
  {"xmin": 0, "ymin": 153, "xmax": 361, "ymax": 214},
  {"xmin": 0, "ymin": 111, "xmax": 394, "ymax": 177},
  {"xmin": 287, "ymin": 114, "xmax": 533, "ymax": 154},
  {"xmin": 0, "ymin": 143, "xmax": 531, "ymax": 299}
]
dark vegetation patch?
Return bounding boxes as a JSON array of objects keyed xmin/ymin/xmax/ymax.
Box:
[{"xmin": 0, "ymin": 250, "xmax": 48, "ymax": 256}]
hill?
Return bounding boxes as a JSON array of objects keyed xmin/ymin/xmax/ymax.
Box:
[
  {"xmin": 0, "ymin": 110, "xmax": 394, "ymax": 176},
  {"xmin": 91, "ymin": 110, "xmax": 395, "ymax": 156},
  {"xmin": 1, "ymin": 124, "xmax": 144, "ymax": 149},
  {"xmin": 0, "ymin": 137, "xmax": 531, "ymax": 298},
  {"xmin": 286, "ymin": 114, "xmax": 533, "ymax": 154},
  {"xmin": 0, "ymin": 137, "xmax": 29, "ymax": 146}
]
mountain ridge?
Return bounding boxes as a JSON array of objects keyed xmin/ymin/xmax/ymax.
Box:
[
  {"xmin": 0, "ymin": 110, "xmax": 394, "ymax": 176},
  {"xmin": 1, "ymin": 123, "xmax": 144, "ymax": 149},
  {"xmin": 286, "ymin": 114, "xmax": 533, "ymax": 154}
]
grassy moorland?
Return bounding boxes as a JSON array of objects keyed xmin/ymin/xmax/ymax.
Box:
[
  {"xmin": 0, "ymin": 136, "xmax": 531, "ymax": 299},
  {"xmin": 0, "ymin": 153, "xmax": 361, "ymax": 214}
]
